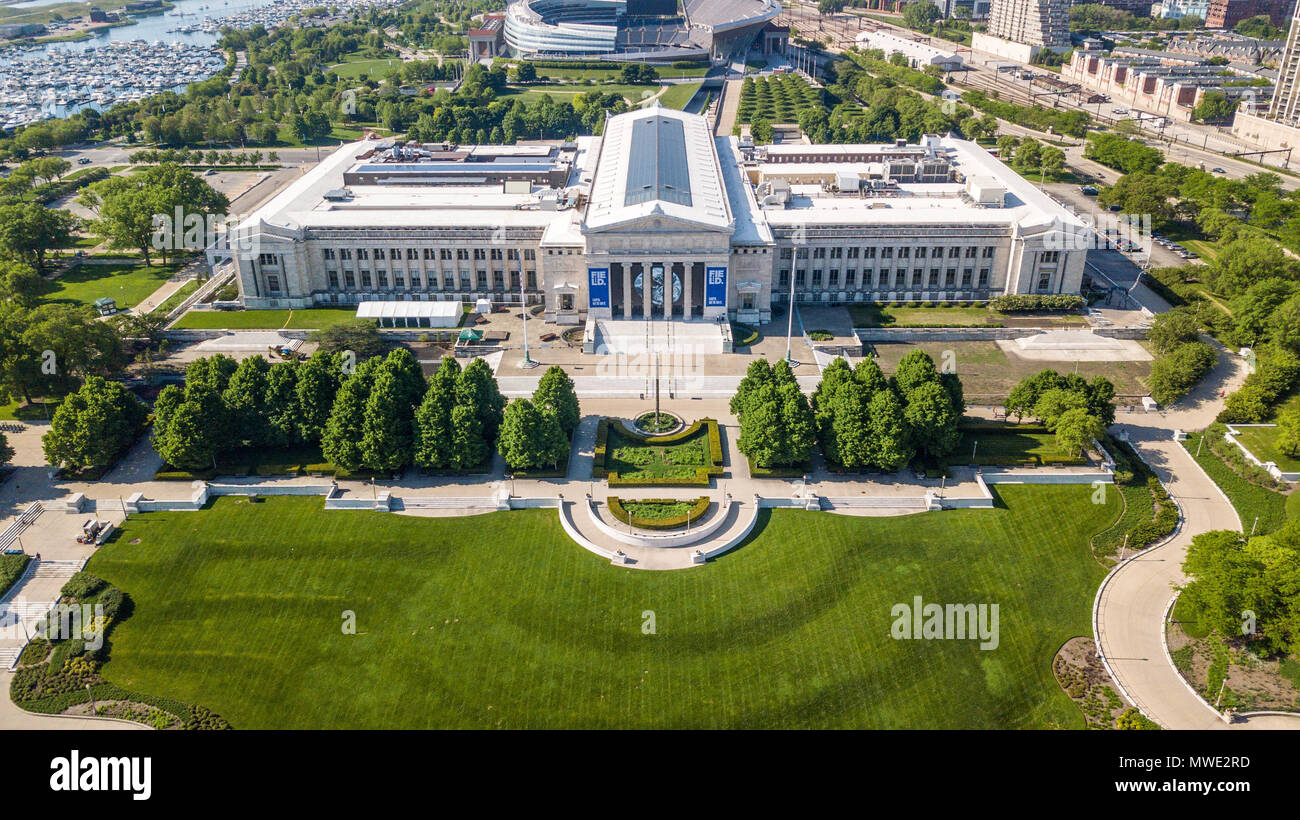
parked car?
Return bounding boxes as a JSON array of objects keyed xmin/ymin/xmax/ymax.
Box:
[
  {"xmin": 1080, "ymin": 185, "xmax": 1099, "ymax": 196},
  {"xmin": 1212, "ymin": 167, "xmax": 1226, "ymax": 174},
  {"xmin": 77, "ymin": 157, "xmax": 91, "ymax": 165}
]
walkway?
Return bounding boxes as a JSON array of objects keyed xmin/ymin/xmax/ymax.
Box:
[{"xmin": 1094, "ymin": 350, "xmax": 1300, "ymax": 729}]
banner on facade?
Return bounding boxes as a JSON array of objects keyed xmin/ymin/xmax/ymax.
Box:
[
  {"xmin": 705, "ymin": 266, "xmax": 727, "ymax": 308},
  {"xmin": 588, "ymin": 267, "xmax": 610, "ymax": 309}
]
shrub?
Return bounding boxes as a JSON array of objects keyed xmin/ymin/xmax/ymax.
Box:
[
  {"xmin": 60, "ymin": 572, "xmax": 104, "ymax": 601},
  {"xmin": 988, "ymin": 294, "xmax": 1085, "ymax": 313},
  {"xmin": 1148, "ymin": 341, "xmax": 1216, "ymax": 406}
]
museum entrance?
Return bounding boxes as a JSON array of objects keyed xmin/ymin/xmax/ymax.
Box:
[{"xmin": 611, "ymin": 261, "xmax": 706, "ymax": 319}]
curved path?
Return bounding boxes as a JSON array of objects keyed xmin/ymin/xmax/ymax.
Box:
[{"xmin": 1095, "ymin": 352, "xmax": 1300, "ymax": 729}]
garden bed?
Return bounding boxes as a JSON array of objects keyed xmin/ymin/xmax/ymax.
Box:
[
  {"xmin": 594, "ymin": 418, "xmax": 723, "ymax": 486},
  {"xmin": 607, "ymin": 496, "xmax": 710, "ymax": 530}
]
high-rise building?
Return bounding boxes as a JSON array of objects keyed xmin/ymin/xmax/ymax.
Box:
[
  {"xmin": 985, "ymin": 0, "xmax": 1069, "ymax": 47},
  {"xmin": 1269, "ymin": 3, "xmax": 1300, "ymax": 126},
  {"xmin": 1207, "ymin": 0, "xmax": 1294, "ymax": 30}
]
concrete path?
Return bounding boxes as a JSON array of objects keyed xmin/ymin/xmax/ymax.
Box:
[{"xmin": 1094, "ymin": 350, "xmax": 1300, "ymax": 730}]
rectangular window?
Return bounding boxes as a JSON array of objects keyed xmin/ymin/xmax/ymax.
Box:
[
  {"xmin": 779, "ymin": 269, "xmax": 790, "ymax": 285},
  {"xmin": 962, "ymin": 268, "xmax": 973, "ymax": 287},
  {"xmin": 912, "ymin": 269, "xmax": 923, "ymax": 287},
  {"xmin": 410, "ymin": 274, "xmax": 420, "ymax": 288},
  {"xmin": 864, "ymin": 247, "xmax": 876, "ymax": 259},
  {"xmin": 357, "ymin": 249, "xmax": 369, "ymax": 261},
  {"xmin": 360, "ymin": 271, "xmax": 372, "ymax": 288},
  {"xmin": 812, "ymin": 270, "xmax": 822, "ymax": 285},
  {"xmin": 846, "ymin": 269, "xmax": 856, "ymax": 285},
  {"xmin": 795, "ymin": 269, "xmax": 806, "ymax": 285},
  {"xmin": 328, "ymin": 271, "xmax": 339, "ymax": 289},
  {"xmin": 377, "ymin": 271, "xmax": 388, "ymax": 288},
  {"xmin": 898, "ymin": 247, "xmax": 910, "ymax": 259},
  {"xmin": 982, "ymin": 247, "xmax": 995, "ymax": 258},
  {"xmin": 829, "ymin": 269, "xmax": 839, "ymax": 285},
  {"xmin": 847, "ymin": 247, "xmax": 859, "ymax": 259},
  {"xmin": 323, "ymin": 248, "xmax": 336, "ymax": 261},
  {"xmin": 344, "ymin": 271, "xmax": 356, "ymax": 288},
  {"xmin": 928, "ymin": 268, "xmax": 939, "ymax": 286},
  {"xmin": 945, "ymin": 269, "xmax": 956, "ymax": 287},
  {"xmin": 266, "ymin": 275, "xmax": 280, "ymax": 293},
  {"xmin": 881, "ymin": 247, "xmax": 893, "ymax": 259},
  {"xmin": 978, "ymin": 269, "xmax": 990, "ymax": 287}
]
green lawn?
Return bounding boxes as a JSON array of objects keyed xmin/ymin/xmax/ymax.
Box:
[
  {"xmin": 941, "ymin": 426, "xmax": 1086, "ymax": 469},
  {"xmin": 150, "ymin": 279, "xmax": 199, "ymax": 316},
  {"xmin": 172, "ymin": 307, "xmax": 359, "ymax": 330},
  {"xmin": 1183, "ymin": 430, "xmax": 1288, "ymax": 536},
  {"xmin": 45, "ymin": 262, "xmax": 184, "ymax": 311},
  {"xmin": 0, "ymin": 396, "xmax": 61, "ymax": 421},
  {"xmin": 657, "ymin": 82, "xmax": 702, "ymax": 111},
  {"xmin": 83, "ymin": 485, "xmax": 1116, "ymax": 728},
  {"xmin": 1230, "ymin": 426, "xmax": 1300, "ymax": 474},
  {"xmin": 849, "ymin": 303, "xmax": 1086, "ymax": 328},
  {"xmin": 502, "ymin": 83, "xmax": 662, "ymax": 105},
  {"xmin": 327, "ymin": 57, "xmax": 401, "ymax": 80}
]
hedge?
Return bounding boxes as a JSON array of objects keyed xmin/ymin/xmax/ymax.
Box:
[
  {"xmin": 0, "ymin": 553, "xmax": 31, "ymax": 599},
  {"xmin": 987, "ymin": 294, "xmax": 1085, "ymax": 313},
  {"xmin": 1091, "ymin": 437, "xmax": 1179, "ymax": 556},
  {"xmin": 748, "ymin": 457, "xmax": 810, "ymax": 479},
  {"xmin": 607, "ymin": 496, "xmax": 710, "ymax": 529}
]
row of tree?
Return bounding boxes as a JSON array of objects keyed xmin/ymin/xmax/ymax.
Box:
[
  {"xmin": 148, "ymin": 350, "xmax": 581, "ymax": 476},
  {"xmin": 813, "ymin": 351, "xmax": 964, "ymax": 471}
]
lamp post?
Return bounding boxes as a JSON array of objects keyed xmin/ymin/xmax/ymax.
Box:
[
  {"xmin": 518, "ymin": 255, "xmax": 537, "ymax": 369},
  {"xmin": 784, "ymin": 245, "xmax": 800, "ymax": 367}
]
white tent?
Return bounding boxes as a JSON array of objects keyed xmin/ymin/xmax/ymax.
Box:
[{"xmin": 356, "ymin": 300, "xmax": 462, "ymax": 328}]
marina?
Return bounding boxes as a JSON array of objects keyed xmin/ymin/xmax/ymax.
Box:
[{"xmin": 2, "ymin": 0, "xmax": 400, "ymax": 129}]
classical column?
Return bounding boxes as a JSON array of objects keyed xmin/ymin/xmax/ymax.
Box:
[
  {"xmin": 622, "ymin": 262, "xmax": 632, "ymax": 319},
  {"xmin": 682, "ymin": 261, "xmax": 692, "ymax": 320},
  {"xmin": 642, "ymin": 260, "xmax": 652, "ymax": 320}
]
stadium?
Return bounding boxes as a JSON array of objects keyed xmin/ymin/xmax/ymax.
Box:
[{"xmin": 502, "ymin": 0, "xmax": 782, "ymax": 62}]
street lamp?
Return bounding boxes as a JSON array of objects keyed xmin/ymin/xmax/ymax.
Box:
[{"xmin": 784, "ymin": 245, "xmax": 800, "ymax": 367}]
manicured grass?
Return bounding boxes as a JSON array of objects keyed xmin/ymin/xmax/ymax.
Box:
[
  {"xmin": 607, "ymin": 425, "xmax": 709, "ymax": 479},
  {"xmin": 150, "ymin": 279, "xmax": 199, "ymax": 316},
  {"xmin": 87, "ymin": 485, "xmax": 1117, "ymax": 728},
  {"xmin": 0, "ymin": 396, "xmax": 60, "ymax": 422},
  {"xmin": 1183, "ymin": 430, "xmax": 1288, "ymax": 536},
  {"xmin": 45, "ymin": 262, "xmax": 184, "ymax": 311},
  {"xmin": 327, "ymin": 57, "xmax": 401, "ymax": 80},
  {"xmin": 941, "ymin": 427, "xmax": 1086, "ymax": 468},
  {"xmin": 849, "ymin": 303, "xmax": 1086, "ymax": 328},
  {"xmin": 657, "ymin": 82, "xmax": 702, "ymax": 111},
  {"xmin": 503, "ymin": 83, "xmax": 661, "ymax": 105},
  {"xmin": 1231, "ymin": 425, "xmax": 1300, "ymax": 473},
  {"xmin": 172, "ymin": 307, "xmax": 359, "ymax": 330}
]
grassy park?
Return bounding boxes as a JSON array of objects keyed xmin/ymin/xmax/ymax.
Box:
[
  {"xmin": 172, "ymin": 307, "xmax": 359, "ymax": 330},
  {"xmin": 46, "ymin": 261, "xmax": 185, "ymax": 311},
  {"xmin": 82, "ymin": 485, "xmax": 1118, "ymax": 729}
]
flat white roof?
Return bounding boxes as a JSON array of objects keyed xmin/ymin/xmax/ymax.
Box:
[{"xmin": 356, "ymin": 301, "xmax": 462, "ymax": 319}]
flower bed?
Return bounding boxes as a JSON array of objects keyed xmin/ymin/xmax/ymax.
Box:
[{"xmin": 607, "ymin": 496, "xmax": 710, "ymax": 529}]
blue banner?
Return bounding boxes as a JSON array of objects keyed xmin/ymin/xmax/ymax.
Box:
[
  {"xmin": 588, "ymin": 267, "xmax": 609, "ymax": 309},
  {"xmin": 705, "ymin": 266, "xmax": 727, "ymax": 308}
]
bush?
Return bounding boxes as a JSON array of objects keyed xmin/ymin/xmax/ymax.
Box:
[
  {"xmin": 60, "ymin": 571, "xmax": 105, "ymax": 601},
  {"xmin": 988, "ymin": 294, "xmax": 1085, "ymax": 313}
]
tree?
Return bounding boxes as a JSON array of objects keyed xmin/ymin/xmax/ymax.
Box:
[
  {"xmin": 867, "ymin": 387, "xmax": 913, "ymax": 471},
  {"xmin": 498, "ymin": 398, "xmax": 566, "ymax": 470},
  {"xmin": 1054, "ymin": 408, "xmax": 1103, "ymax": 457},
  {"xmin": 222, "ymin": 355, "xmax": 270, "ymax": 447},
  {"xmin": 532, "ymin": 365, "xmax": 580, "ymax": 438},
  {"xmin": 1276, "ymin": 403, "xmax": 1300, "ymax": 458},
  {"xmin": 827, "ymin": 380, "xmax": 872, "ymax": 468},
  {"xmin": 457, "ymin": 357, "xmax": 506, "ymax": 444},
  {"xmin": 263, "ymin": 361, "xmax": 301, "ymax": 448},
  {"xmin": 23, "ymin": 303, "xmax": 127, "ymax": 387},
  {"xmin": 295, "ymin": 352, "xmax": 342, "ymax": 443},
  {"xmin": 731, "ymin": 359, "xmax": 773, "ymax": 417},
  {"xmin": 309, "ymin": 318, "xmax": 386, "ymax": 360},
  {"xmin": 360, "ymin": 369, "xmax": 414, "ymax": 472},
  {"xmin": 0, "ymin": 203, "xmax": 77, "ymax": 273},
  {"xmin": 736, "ymin": 382, "xmax": 787, "ymax": 468},
  {"xmin": 414, "ymin": 356, "xmax": 460, "ymax": 469},
  {"xmin": 904, "ymin": 380, "xmax": 959, "ymax": 458},
  {"xmin": 154, "ymin": 393, "xmax": 221, "ymax": 471},
  {"xmin": 1033, "ymin": 387, "xmax": 1088, "ymax": 430},
  {"xmin": 1148, "ymin": 308, "xmax": 1202, "ymax": 354},
  {"xmin": 902, "ymin": 0, "xmax": 940, "ymax": 31},
  {"xmin": 42, "ymin": 376, "xmax": 146, "ymax": 473},
  {"xmin": 1148, "ymin": 341, "xmax": 1217, "ymax": 406},
  {"xmin": 0, "ymin": 260, "xmax": 52, "ymax": 308},
  {"xmin": 449, "ymin": 403, "xmax": 488, "ymax": 470},
  {"xmin": 1193, "ymin": 90, "xmax": 1236, "ymax": 123},
  {"xmin": 0, "ymin": 431, "xmax": 12, "ymax": 468},
  {"xmin": 321, "ymin": 358, "xmax": 380, "ymax": 472}
]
